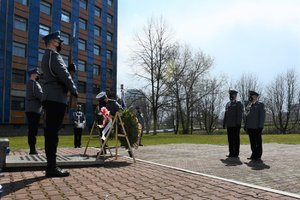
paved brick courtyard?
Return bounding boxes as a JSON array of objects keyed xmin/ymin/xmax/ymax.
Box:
[{"xmin": 0, "ymin": 145, "xmax": 299, "ymax": 200}]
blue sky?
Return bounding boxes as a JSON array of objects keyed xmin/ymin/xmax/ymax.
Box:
[{"xmin": 117, "ymin": 0, "xmax": 300, "ymax": 90}]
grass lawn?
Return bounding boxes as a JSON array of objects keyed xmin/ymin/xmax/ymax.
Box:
[{"xmin": 1, "ymin": 133, "xmax": 300, "ymax": 150}]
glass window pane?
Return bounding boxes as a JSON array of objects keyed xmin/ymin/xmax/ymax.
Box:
[
  {"xmin": 14, "ymin": 16, "xmax": 27, "ymax": 31},
  {"xmin": 12, "ymin": 69, "xmax": 25, "ymax": 83},
  {"xmin": 11, "ymin": 96, "xmax": 25, "ymax": 111},
  {"xmin": 106, "ymin": 50, "xmax": 112, "ymax": 60},
  {"xmin": 94, "ymin": 26, "xmax": 101, "ymax": 37},
  {"xmin": 13, "ymin": 42, "xmax": 26, "ymax": 57},
  {"xmin": 93, "ymin": 64, "xmax": 101, "ymax": 76},
  {"xmin": 107, "ymin": 14, "xmax": 113, "ymax": 24},
  {"xmin": 108, "ymin": 0, "xmax": 113, "ymax": 7},
  {"xmin": 78, "ymin": 81, "xmax": 86, "ymax": 93},
  {"xmin": 40, "ymin": 1, "xmax": 51, "ymax": 15},
  {"xmin": 78, "ymin": 39, "xmax": 86, "ymax": 50},
  {"xmin": 61, "ymin": 10, "xmax": 70, "ymax": 23},
  {"xmin": 15, "ymin": 0, "xmax": 28, "ymax": 6},
  {"xmin": 60, "ymin": 32, "xmax": 69, "ymax": 45},
  {"xmin": 78, "ymin": 60, "xmax": 86, "ymax": 72},
  {"xmin": 95, "ymin": 7, "xmax": 101, "ymax": 17},
  {"xmin": 38, "ymin": 48, "xmax": 45, "ymax": 62},
  {"xmin": 80, "ymin": 0, "xmax": 87, "ymax": 9},
  {"xmin": 39, "ymin": 24, "xmax": 50, "ymax": 36},
  {"xmin": 107, "ymin": 32, "xmax": 112, "ymax": 42},
  {"xmin": 94, "ymin": 45, "xmax": 100, "ymax": 55},
  {"xmin": 79, "ymin": 18, "xmax": 86, "ymax": 30}
]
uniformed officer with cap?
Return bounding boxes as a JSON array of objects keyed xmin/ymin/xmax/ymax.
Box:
[
  {"xmin": 41, "ymin": 31, "xmax": 78, "ymax": 177},
  {"xmin": 25, "ymin": 68, "xmax": 43, "ymax": 155},
  {"xmin": 95, "ymin": 91, "xmax": 122, "ymax": 154},
  {"xmin": 244, "ymin": 90, "xmax": 266, "ymax": 161},
  {"xmin": 223, "ymin": 90, "xmax": 243, "ymax": 158}
]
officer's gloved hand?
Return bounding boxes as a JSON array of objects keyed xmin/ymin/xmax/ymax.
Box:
[
  {"xmin": 72, "ymin": 91, "xmax": 78, "ymax": 98},
  {"xmin": 68, "ymin": 63, "xmax": 77, "ymax": 73}
]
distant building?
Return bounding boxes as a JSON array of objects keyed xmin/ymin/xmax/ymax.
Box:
[{"xmin": 0, "ymin": 0, "xmax": 118, "ymax": 126}]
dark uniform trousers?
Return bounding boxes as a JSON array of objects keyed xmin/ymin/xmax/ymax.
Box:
[
  {"xmin": 26, "ymin": 112, "xmax": 41, "ymax": 147},
  {"xmin": 248, "ymin": 128, "xmax": 263, "ymax": 159},
  {"xmin": 74, "ymin": 128, "xmax": 82, "ymax": 148},
  {"xmin": 43, "ymin": 101, "xmax": 66, "ymax": 170},
  {"xmin": 227, "ymin": 127, "xmax": 240, "ymax": 157}
]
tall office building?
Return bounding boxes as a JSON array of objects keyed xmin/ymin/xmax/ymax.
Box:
[{"xmin": 0, "ymin": 0, "xmax": 118, "ymax": 126}]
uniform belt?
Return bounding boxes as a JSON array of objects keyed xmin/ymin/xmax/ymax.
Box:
[{"xmin": 44, "ymin": 81, "xmax": 64, "ymax": 86}]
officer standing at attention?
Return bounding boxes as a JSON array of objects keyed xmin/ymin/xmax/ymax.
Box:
[
  {"xmin": 41, "ymin": 31, "xmax": 78, "ymax": 177},
  {"xmin": 73, "ymin": 104, "xmax": 86, "ymax": 148},
  {"xmin": 223, "ymin": 90, "xmax": 243, "ymax": 158},
  {"xmin": 25, "ymin": 68, "xmax": 43, "ymax": 155},
  {"xmin": 244, "ymin": 90, "xmax": 266, "ymax": 161}
]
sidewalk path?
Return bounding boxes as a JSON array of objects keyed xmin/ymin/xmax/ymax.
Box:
[
  {"xmin": 0, "ymin": 146, "xmax": 299, "ymax": 200},
  {"xmin": 133, "ymin": 143, "xmax": 300, "ymax": 196}
]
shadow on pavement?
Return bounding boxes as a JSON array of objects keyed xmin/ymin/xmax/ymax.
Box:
[
  {"xmin": 220, "ymin": 157, "xmax": 243, "ymax": 166},
  {"xmin": 103, "ymin": 161, "xmax": 132, "ymax": 168},
  {"xmin": 0, "ymin": 176, "xmax": 47, "ymax": 198},
  {"xmin": 244, "ymin": 160, "xmax": 271, "ymax": 170}
]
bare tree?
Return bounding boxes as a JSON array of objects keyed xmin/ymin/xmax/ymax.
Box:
[
  {"xmin": 165, "ymin": 44, "xmax": 213, "ymax": 134},
  {"xmin": 196, "ymin": 78, "xmax": 225, "ymax": 134},
  {"xmin": 265, "ymin": 69, "xmax": 300, "ymax": 134},
  {"xmin": 235, "ymin": 73, "xmax": 262, "ymax": 105},
  {"xmin": 131, "ymin": 17, "xmax": 175, "ymax": 134}
]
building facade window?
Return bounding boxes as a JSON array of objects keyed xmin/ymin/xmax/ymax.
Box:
[
  {"xmin": 94, "ymin": 45, "xmax": 100, "ymax": 56},
  {"xmin": 39, "ymin": 24, "xmax": 50, "ymax": 36},
  {"xmin": 95, "ymin": 7, "xmax": 101, "ymax": 17},
  {"xmin": 61, "ymin": 55, "xmax": 68, "ymax": 66},
  {"xmin": 78, "ymin": 39, "xmax": 86, "ymax": 50},
  {"xmin": 79, "ymin": 18, "xmax": 87, "ymax": 30},
  {"xmin": 61, "ymin": 10, "xmax": 70, "ymax": 23},
  {"xmin": 13, "ymin": 42, "xmax": 26, "ymax": 57},
  {"xmin": 106, "ymin": 50, "xmax": 112, "ymax": 60},
  {"xmin": 107, "ymin": 68, "xmax": 113, "ymax": 79},
  {"xmin": 79, "ymin": 0, "xmax": 87, "ymax": 10},
  {"xmin": 107, "ymin": 32, "xmax": 113, "ymax": 42},
  {"xmin": 12, "ymin": 69, "xmax": 26, "ymax": 84},
  {"xmin": 38, "ymin": 48, "xmax": 45, "ymax": 62},
  {"xmin": 107, "ymin": 14, "xmax": 113, "ymax": 24},
  {"xmin": 93, "ymin": 64, "xmax": 101, "ymax": 76},
  {"xmin": 40, "ymin": 1, "xmax": 51, "ymax": 15},
  {"xmin": 60, "ymin": 32, "xmax": 69, "ymax": 45},
  {"xmin": 78, "ymin": 81, "xmax": 86, "ymax": 93},
  {"xmin": 78, "ymin": 60, "xmax": 86, "ymax": 72},
  {"xmin": 15, "ymin": 0, "xmax": 28, "ymax": 6},
  {"xmin": 14, "ymin": 16, "xmax": 27, "ymax": 31},
  {"xmin": 94, "ymin": 26, "xmax": 101, "ymax": 37},
  {"xmin": 93, "ymin": 84, "xmax": 100, "ymax": 94},
  {"xmin": 108, "ymin": 0, "xmax": 113, "ymax": 7},
  {"xmin": 11, "ymin": 96, "xmax": 25, "ymax": 111}
]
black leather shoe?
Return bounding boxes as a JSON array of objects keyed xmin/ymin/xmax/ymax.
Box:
[
  {"xmin": 29, "ymin": 150, "xmax": 38, "ymax": 155},
  {"xmin": 46, "ymin": 167, "xmax": 70, "ymax": 177},
  {"xmin": 247, "ymin": 157, "xmax": 254, "ymax": 160},
  {"xmin": 226, "ymin": 154, "xmax": 233, "ymax": 158}
]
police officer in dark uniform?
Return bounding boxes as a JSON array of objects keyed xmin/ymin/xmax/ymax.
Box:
[
  {"xmin": 244, "ymin": 90, "xmax": 266, "ymax": 161},
  {"xmin": 95, "ymin": 92, "xmax": 122, "ymax": 154},
  {"xmin": 25, "ymin": 68, "xmax": 43, "ymax": 155},
  {"xmin": 223, "ymin": 90, "xmax": 243, "ymax": 158},
  {"xmin": 41, "ymin": 31, "xmax": 78, "ymax": 177},
  {"xmin": 73, "ymin": 104, "xmax": 86, "ymax": 148}
]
